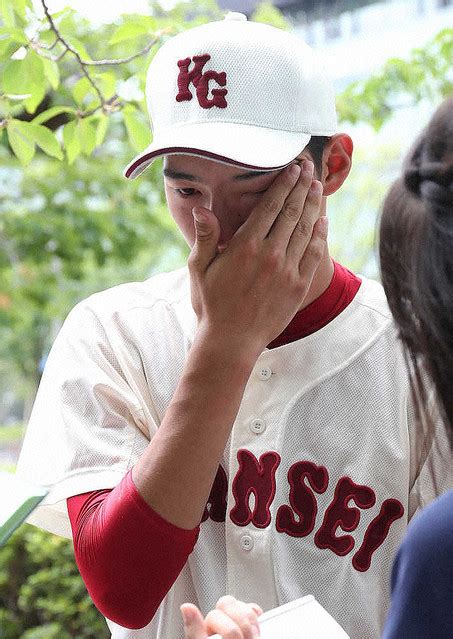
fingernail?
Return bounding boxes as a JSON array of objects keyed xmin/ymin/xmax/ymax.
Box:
[
  {"xmin": 192, "ymin": 207, "xmax": 206, "ymax": 223},
  {"xmin": 310, "ymin": 180, "xmax": 322, "ymax": 194},
  {"xmin": 250, "ymin": 603, "xmax": 263, "ymax": 616},
  {"xmin": 289, "ymin": 164, "xmax": 301, "ymax": 178}
]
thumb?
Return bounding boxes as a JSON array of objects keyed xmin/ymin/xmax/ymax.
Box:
[
  {"xmin": 191, "ymin": 207, "xmax": 220, "ymax": 270},
  {"xmin": 181, "ymin": 603, "xmax": 208, "ymax": 639}
]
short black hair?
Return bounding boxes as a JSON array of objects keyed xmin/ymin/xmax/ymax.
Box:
[{"xmin": 305, "ymin": 136, "xmax": 331, "ymax": 177}]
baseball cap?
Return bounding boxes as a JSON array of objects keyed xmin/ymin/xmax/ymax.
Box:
[{"xmin": 124, "ymin": 12, "xmax": 337, "ymax": 179}]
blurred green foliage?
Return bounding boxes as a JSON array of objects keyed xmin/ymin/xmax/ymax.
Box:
[
  {"xmin": 0, "ymin": 0, "xmax": 451, "ymax": 636},
  {"xmin": 0, "ymin": 524, "xmax": 109, "ymax": 637},
  {"xmin": 0, "ymin": 144, "xmax": 188, "ymax": 405},
  {"xmin": 337, "ymin": 28, "xmax": 453, "ymax": 130},
  {"xmin": 251, "ymin": 1, "xmax": 291, "ymax": 29},
  {"xmin": 0, "ymin": 423, "xmax": 23, "ymax": 444}
]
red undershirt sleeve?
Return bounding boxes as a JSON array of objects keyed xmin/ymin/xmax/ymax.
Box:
[{"xmin": 67, "ymin": 470, "xmax": 199, "ymax": 630}]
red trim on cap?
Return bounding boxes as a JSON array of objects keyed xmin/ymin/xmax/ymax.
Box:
[{"xmin": 125, "ymin": 147, "xmax": 291, "ymax": 178}]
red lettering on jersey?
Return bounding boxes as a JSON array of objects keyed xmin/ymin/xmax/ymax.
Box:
[
  {"xmin": 352, "ymin": 498, "xmax": 404, "ymax": 571},
  {"xmin": 314, "ymin": 476, "xmax": 376, "ymax": 555},
  {"xmin": 176, "ymin": 54, "xmax": 228, "ymax": 108},
  {"xmin": 276, "ymin": 461, "xmax": 329, "ymax": 537},
  {"xmin": 230, "ymin": 450, "xmax": 281, "ymax": 528},
  {"xmin": 202, "ymin": 465, "xmax": 228, "ymax": 523}
]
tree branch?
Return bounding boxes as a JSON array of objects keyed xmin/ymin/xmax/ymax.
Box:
[
  {"xmin": 40, "ymin": 0, "xmax": 106, "ymax": 107},
  {"xmin": 77, "ymin": 39, "xmax": 161, "ymax": 66},
  {"xmin": 36, "ymin": 37, "xmax": 161, "ymax": 66},
  {"xmin": 39, "ymin": 0, "xmax": 163, "ymax": 67}
]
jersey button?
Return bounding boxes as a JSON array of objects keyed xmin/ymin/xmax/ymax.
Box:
[
  {"xmin": 257, "ymin": 366, "xmax": 272, "ymax": 381},
  {"xmin": 240, "ymin": 534, "xmax": 254, "ymax": 551},
  {"xmin": 249, "ymin": 418, "xmax": 266, "ymax": 435}
]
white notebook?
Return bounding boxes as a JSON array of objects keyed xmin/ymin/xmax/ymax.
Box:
[
  {"xmin": 0, "ymin": 471, "xmax": 47, "ymax": 547},
  {"xmin": 211, "ymin": 596, "xmax": 350, "ymax": 639}
]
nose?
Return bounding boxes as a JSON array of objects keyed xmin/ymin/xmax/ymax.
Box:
[{"xmin": 207, "ymin": 194, "xmax": 244, "ymax": 244}]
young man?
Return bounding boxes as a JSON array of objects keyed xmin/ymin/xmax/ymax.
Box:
[{"xmin": 16, "ymin": 13, "xmax": 452, "ymax": 639}]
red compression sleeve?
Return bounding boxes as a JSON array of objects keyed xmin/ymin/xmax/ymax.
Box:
[{"xmin": 67, "ymin": 470, "xmax": 199, "ymax": 629}]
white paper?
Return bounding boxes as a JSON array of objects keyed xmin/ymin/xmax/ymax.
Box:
[{"xmin": 210, "ymin": 595, "xmax": 350, "ymax": 639}]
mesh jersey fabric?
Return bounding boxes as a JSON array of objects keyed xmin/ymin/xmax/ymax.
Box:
[
  {"xmin": 16, "ymin": 266, "xmax": 453, "ymax": 639},
  {"xmin": 64, "ymin": 260, "xmax": 361, "ymax": 629}
]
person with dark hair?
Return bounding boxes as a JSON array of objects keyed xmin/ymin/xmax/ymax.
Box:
[
  {"xmin": 16, "ymin": 13, "xmax": 452, "ymax": 639},
  {"xmin": 379, "ymin": 95, "xmax": 453, "ymax": 638},
  {"xmin": 182, "ymin": 97, "xmax": 453, "ymax": 638}
]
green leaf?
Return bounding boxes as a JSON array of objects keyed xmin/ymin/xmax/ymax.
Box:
[
  {"xmin": 123, "ymin": 107, "xmax": 151, "ymax": 153},
  {"xmin": 0, "ymin": 26, "xmax": 28, "ymax": 45},
  {"xmin": 94, "ymin": 114, "xmax": 109, "ymax": 147},
  {"xmin": 0, "ymin": 38, "xmax": 21, "ymax": 62},
  {"xmin": 251, "ymin": 1, "xmax": 290, "ymax": 30},
  {"xmin": 95, "ymin": 72, "xmax": 116, "ymax": 100},
  {"xmin": 2, "ymin": 59, "xmax": 29, "ymax": 94},
  {"xmin": 3, "ymin": 52, "xmax": 46, "ymax": 114},
  {"xmin": 72, "ymin": 76, "xmax": 98, "ymax": 106},
  {"xmin": 42, "ymin": 57, "xmax": 60, "ymax": 90},
  {"xmin": 24, "ymin": 83, "xmax": 45, "ymax": 114},
  {"xmin": 6, "ymin": 119, "xmax": 35, "ymax": 165},
  {"xmin": 64, "ymin": 36, "xmax": 91, "ymax": 61},
  {"xmin": 108, "ymin": 19, "xmax": 156, "ymax": 45},
  {"xmin": 50, "ymin": 6, "xmax": 75, "ymax": 23},
  {"xmin": 32, "ymin": 106, "xmax": 76, "ymax": 125},
  {"xmin": 12, "ymin": 0, "xmax": 32, "ymax": 20},
  {"xmin": 78, "ymin": 117, "xmax": 96, "ymax": 155},
  {"xmin": 0, "ymin": 0, "xmax": 15, "ymax": 27},
  {"xmin": 62, "ymin": 120, "xmax": 81, "ymax": 164},
  {"xmin": 24, "ymin": 50, "xmax": 45, "ymax": 88},
  {"xmin": 27, "ymin": 123, "xmax": 63, "ymax": 160}
]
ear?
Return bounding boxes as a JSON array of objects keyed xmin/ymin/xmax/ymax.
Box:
[{"xmin": 322, "ymin": 133, "xmax": 353, "ymax": 196}]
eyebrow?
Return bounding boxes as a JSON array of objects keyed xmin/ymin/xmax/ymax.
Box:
[{"xmin": 163, "ymin": 168, "xmax": 272, "ymax": 182}]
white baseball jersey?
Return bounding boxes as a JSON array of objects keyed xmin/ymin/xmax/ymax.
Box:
[{"xmin": 16, "ymin": 267, "xmax": 452, "ymax": 639}]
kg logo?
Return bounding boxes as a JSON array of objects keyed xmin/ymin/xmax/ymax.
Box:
[{"xmin": 176, "ymin": 54, "xmax": 228, "ymax": 109}]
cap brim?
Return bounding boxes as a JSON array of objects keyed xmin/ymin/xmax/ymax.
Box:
[{"xmin": 123, "ymin": 121, "xmax": 311, "ymax": 179}]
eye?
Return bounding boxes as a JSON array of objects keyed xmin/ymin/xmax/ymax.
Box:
[{"xmin": 174, "ymin": 187, "xmax": 197, "ymax": 197}]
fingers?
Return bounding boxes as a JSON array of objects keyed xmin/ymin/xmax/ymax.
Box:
[
  {"xmin": 298, "ymin": 214, "xmax": 329, "ymax": 280},
  {"xmin": 270, "ymin": 159, "xmax": 315, "ymax": 248},
  {"xmin": 181, "ymin": 603, "xmax": 208, "ymax": 639},
  {"xmin": 239, "ymin": 164, "xmax": 301, "ymax": 241},
  {"xmin": 181, "ymin": 597, "xmax": 261, "ymax": 639},
  {"xmin": 248, "ymin": 603, "xmax": 263, "ymax": 617},
  {"xmin": 208, "ymin": 595, "xmax": 260, "ymax": 638},
  {"xmin": 188, "ymin": 207, "xmax": 221, "ymax": 274},
  {"xmin": 286, "ymin": 177, "xmax": 323, "ymax": 263}
]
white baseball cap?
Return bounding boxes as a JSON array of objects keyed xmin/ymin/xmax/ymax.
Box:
[{"xmin": 124, "ymin": 12, "xmax": 337, "ymax": 179}]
